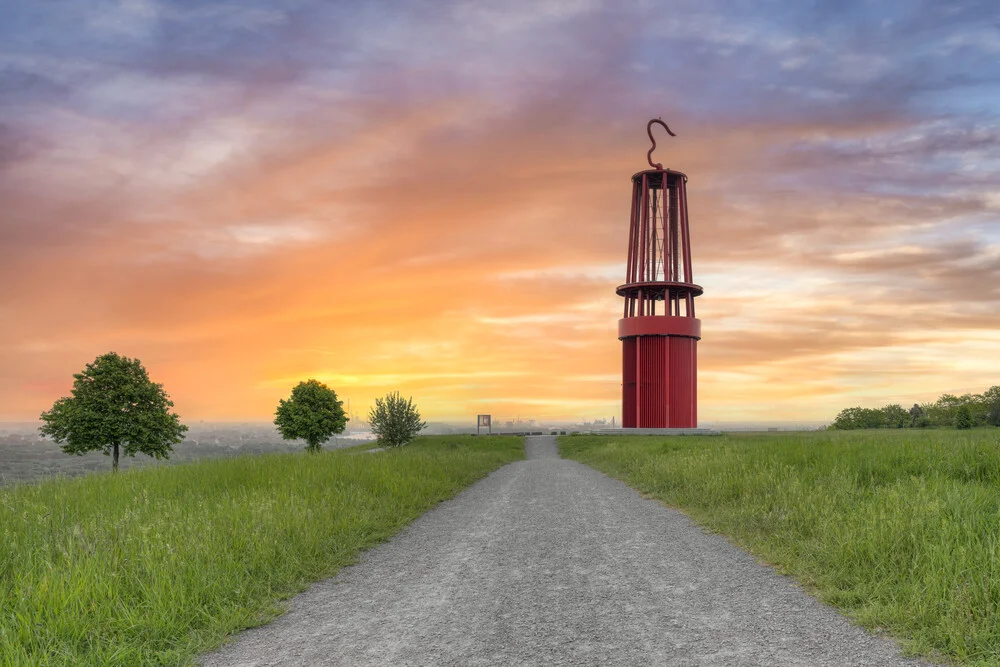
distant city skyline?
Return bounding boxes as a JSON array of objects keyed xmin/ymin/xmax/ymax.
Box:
[{"xmin": 1, "ymin": 1, "xmax": 998, "ymax": 423}]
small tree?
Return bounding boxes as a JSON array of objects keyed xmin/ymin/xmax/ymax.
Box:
[
  {"xmin": 954, "ymin": 404, "xmax": 974, "ymax": 430},
  {"xmin": 983, "ymin": 386, "xmax": 1000, "ymax": 427},
  {"xmin": 831, "ymin": 407, "xmax": 885, "ymax": 430},
  {"xmin": 274, "ymin": 379, "xmax": 347, "ymax": 453},
  {"xmin": 926, "ymin": 394, "xmax": 964, "ymax": 427},
  {"xmin": 881, "ymin": 404, "xmax": 909, "ymax": 429},
  {"xmin": 368, "ymin": 391, "xmax": 426, "ymax": 447},
  {"xmin": 39, "ymin": 352, "xmax": 187, "ymax": 471}
]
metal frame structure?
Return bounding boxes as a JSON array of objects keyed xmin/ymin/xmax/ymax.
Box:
[{"xmin": 617, "ymin": 119, "xmax": 703, "ymax": 428}]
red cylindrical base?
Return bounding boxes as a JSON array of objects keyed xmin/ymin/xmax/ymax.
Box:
[{"xmin": 621, "ymin": 333, "xmax": 698, "ymax": 428}]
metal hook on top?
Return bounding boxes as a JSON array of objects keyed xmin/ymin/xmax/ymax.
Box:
[{"xmin": 646, "ymin": 118, "xmax": 676, "ymax": 170}]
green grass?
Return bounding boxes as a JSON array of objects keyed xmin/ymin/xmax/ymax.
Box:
[
  {"xmin": 560, "ymin": 429, "xmax": 1000, "ymax": 665},
  {"xmin": 0, "ymin": 435, "xmax": 523, "ymax": 666}
]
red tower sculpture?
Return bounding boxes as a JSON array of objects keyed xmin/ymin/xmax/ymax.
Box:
[{"xmin": 618, "ymin": 119, "xmax": 703, "ymax": 428}]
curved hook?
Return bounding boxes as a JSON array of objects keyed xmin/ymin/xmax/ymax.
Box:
[{"xmin": 646, "ymin": 118, "xmax": 676, "ymax": 170}]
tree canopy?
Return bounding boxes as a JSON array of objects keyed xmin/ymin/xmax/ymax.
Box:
[
  {"xmin": 831, "ymin": 407, "xmax": 889, "ymax": 430},
  {"xmin": 274, "ymin": 379, "xmax": 347, "ymax": 453},
  {"xmin": 39, "ymin": 352, "xmax": 188, "ymax": 471}
]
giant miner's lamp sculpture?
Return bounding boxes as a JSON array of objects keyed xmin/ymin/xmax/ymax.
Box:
[{"xmin": 618, "ymin": 119, "xmax": 703, "ymax": 428}]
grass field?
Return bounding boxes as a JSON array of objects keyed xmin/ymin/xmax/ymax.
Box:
[
  {"xmin": 560, "ymin": 429, "xmax": 1000, "ymax": 665},
  {"xmin": 0, "ymin": 435, "xmax": 523, "ymax": 666}
]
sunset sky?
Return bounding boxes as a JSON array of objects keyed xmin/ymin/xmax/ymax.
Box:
[{"xmin": 2, "ymin": 1, "xmax": 999, "ymax": 425}]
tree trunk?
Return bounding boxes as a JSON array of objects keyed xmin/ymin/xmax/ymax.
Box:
[{"xmin": 113, "ymin": 443, "xmax": 120, "ymax": 472}]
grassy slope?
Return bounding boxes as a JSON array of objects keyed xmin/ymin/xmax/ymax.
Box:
[
  {"xmin": 0, "ymin": 435, "xmax": 523, "ymax": 666},
  {"xmin": 560, "ymin": 429, "xmax": 1000, "ymax": 665}
]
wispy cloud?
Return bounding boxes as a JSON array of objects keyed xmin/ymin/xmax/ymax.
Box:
[{"xmin": 1, "ymin": 0, "xmax": 998, "ymax": 422}]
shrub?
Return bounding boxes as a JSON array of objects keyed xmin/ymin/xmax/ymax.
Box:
[
  {"xmin": 954, "ymin": 404, "xmax": 974, "ymax": 430},
  {"xmin": 368, "ymin": 392, "xmax": 426, "ymax": 447}
]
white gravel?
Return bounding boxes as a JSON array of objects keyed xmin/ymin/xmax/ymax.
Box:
[{"xmin": 201, "ymin": 436, "xmax": 932, "ymax": 666}]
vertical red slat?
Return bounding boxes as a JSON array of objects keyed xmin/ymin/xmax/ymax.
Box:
[
  {"xmin": 622, "ymin": 337, "xmax": 636, "ymax": 427},
  {"xmin": 638, "ymin": 174, "xmax": 649, "ymax": 316},
  {"xmin": 664, "ymin": 178, "xmax": 671, "ymax": 282},
  {"xmin": 648, "ymin": 178, "xmax": 655, "ymax": 313},
  {"xmin": 649, "ymin": 187, "xmax": 656, "ymax": 283},
  {"xmin": 624, "ymin": 180, "xmax": 639, "ymax": 318},
  {"xmin": 638, "ymin": 174, "xmax": 648, "ymax": 282},
  {"xmin": 643, "ymin": 338, "xmax": 651, "ymax": 427},
  {"xmin": 663, "ymin": 335, "xmax": 671, "ymax": 427},
  {"xmin": 635, "ymin": 335, "xmax": 642, "ymax": 425},
  {"xmin": 628, "ymin": 179, "xmax": 640, "ymax": 284},
  {"xmin": 691, "ymin": 340, "xmax": 698, "ymax": 427},
  {"xmin": 679, "ymin": 176, "xmax": 693, "ymax": 284}
]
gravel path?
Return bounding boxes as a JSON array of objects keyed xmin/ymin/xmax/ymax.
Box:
[{"xmin": 202, "ymin": 436, "xmax": 929, "ymax": 666}]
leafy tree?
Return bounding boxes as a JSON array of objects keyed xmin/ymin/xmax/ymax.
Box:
[
  {"xmin": 881, "ymin": 404, "xmax": 909, "ymax": 429},
  {"xmin": 925, "ymin": 393, "xmax": 989, "ymax": 427},
  {"xmin": 833, "ymin": 388, "xmax": 1000, "ymax": 430},
  {"xmin": 963, "ymin": 393, "xmax": 989, "ymax": 426},
  {"xmin": 954, "ymin": 404, "xmax": 974, "ymax": 430},
  {"xmin": 368, "ymin": 391, "xmax": 426, "ymax": 447},
  {"xmin": 831, "ymin": 407, "xmax": 885, "ymax": 430},
  {"xmin": 983, "ymin": 386, "xmax": 1000, "ymax": 427},
  {"xmin": 39, "ymin": 352, "xmax": 187, "ymax": 471},
  {"xmin": 925, "ymin": 394, "xmax": 961, "ymax": 427},
  {"xmin": 274, "ymin": 379, "xmax": 347, "ymax": 453}
]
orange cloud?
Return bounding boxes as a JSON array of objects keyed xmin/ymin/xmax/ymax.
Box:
[{"xmin": 3, "ymin": 3, "xmax": 999, "ymax": 425}]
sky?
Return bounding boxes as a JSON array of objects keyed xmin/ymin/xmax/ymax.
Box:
[{"xmin": 1, "ymin": 0, "xmax": 999, "ymax": 425}]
